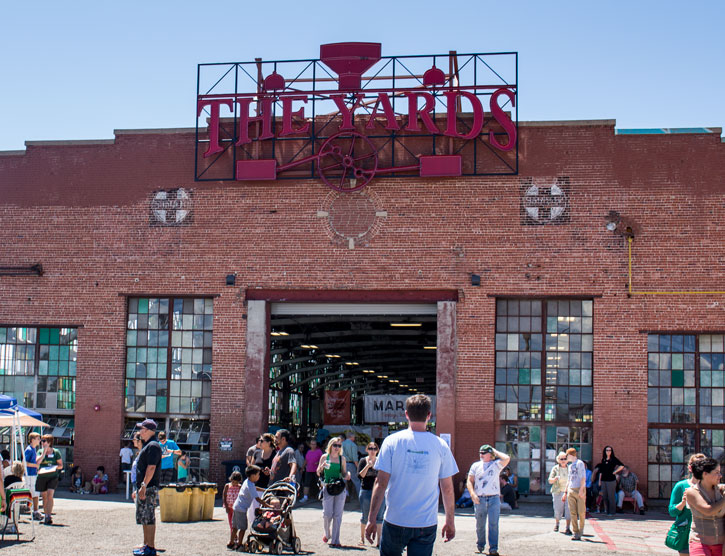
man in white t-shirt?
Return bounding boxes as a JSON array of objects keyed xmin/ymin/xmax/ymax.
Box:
[
  {"xmin": 467, "ymin": 444, "xmax": 511, "ymax": 556},
  {"xmin": 120, "ymin": 442, "xmax": 134, "ymax": 473},
  {"xmin": 365, "ymin": 394, "xmax": 458, "ymax": 556}
]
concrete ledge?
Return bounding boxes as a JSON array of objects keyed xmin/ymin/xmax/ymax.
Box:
[
  {"xmin": 24, "ymin": 139, "xmax": 115, "ymax": 146},
  {"xmin": 114, "ymin": 127, "xmax": 196, "ymax": 135},
  {"xmin": 519, "ymin": 119, "xmax": 616, "ymax": 127}
]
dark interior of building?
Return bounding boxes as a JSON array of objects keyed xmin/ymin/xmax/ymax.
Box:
[{"xmin": 268, "ymin": 314, "xmax": 437, "ymax": 435}]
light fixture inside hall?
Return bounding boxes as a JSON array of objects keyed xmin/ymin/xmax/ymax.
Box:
[
  {"xmin": 378, "ymin": 375, "xmax": 388, "ymax": 379},
  {"xmin": 344, "ymin": 362, "xmax": 360, "ymax": 366},
  {"xmin": 271, "ymin": 331, "xmax": 289, "ymax": 337},
  {"xmin": 423, "ymin": 346, "xmax": 437, "ymax": 350},
  {"xmin": 362, "ymin": 370, "xmax": 375, "ymax": 374},
  {"xmin": 300, "ymin": 344, "xmax": 318, "ymax": 349},
  {"xmin": 325, "ymin": 354, "xmax": 341, "ymax": 358},
  {"xmin": 390, "ymin": 323, "xmax": 422, "ymax": 327}
]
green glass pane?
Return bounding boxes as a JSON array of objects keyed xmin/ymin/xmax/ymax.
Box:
[
  {"xmin": 530, "ymin": 426, "xmax": 541, "ymax": 443},
  {"xmin": 59, "ymin": 346, "xmax": 69, "ymax": 360},
  {"xmin": 156, "ymin": 396, "xmax": 167, "ymax": 412},
  {"xmin": 38, "ymin": 328, "xmax": 49, "ymax": 344},
  {"xmin": 49, "ymin": 346, "xmax": 59, "ymax": 360},
  {"xmin": 138, "ymin": 298, "xmax": 149, "ymax": 314},
  {"xmin": 58, "ymin": 360, "xmax": 69, "ymax": 373},
  {"xmin": 531, "ymin": 368, "xmax": 541, "ymax": 384},
  {"xmin": 519, "ymin": 368, "xmax": 531, "ymax": 384},
  {"xmin": 49, "ymin": 328, "xmax": 60, "ymax": 344},
  {"xmin": 671, "ymin": 370, "xmax": 684, "ymax": 387},
  {"xmin": 49, "ymin": 360, "xmax": 58, "ymax": 372},
  {"xmin": 69, "ymin": 361, "xmax": 76, "ymax": 376},
  {"xmin": 672, "ymin": 446, "xmax": 684, "ymax": 463}
]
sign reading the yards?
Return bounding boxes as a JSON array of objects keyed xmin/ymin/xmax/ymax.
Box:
[{"xmin": 196, "ymin": 43, "xmax": 517, "ymax": 191}]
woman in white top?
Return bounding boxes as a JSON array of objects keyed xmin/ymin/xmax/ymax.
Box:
[{"xmin": 548, "ymin": 452, "xmax": 571, "ymax": 535}]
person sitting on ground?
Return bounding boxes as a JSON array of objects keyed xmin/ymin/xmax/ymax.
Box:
[
  {"xmin": 69, "ymin": 465, "xmax": 87, "ymax": 494},
  {"xmin": 500, "ymin": 475, "xmax": 518, "ymax": 510},
  {"xmin": 3, "ymin": 461, "xmax": 25, "ymax": 489},
  {"xmin": 92, "ymin": 465, "xmax": 109, "ymax": 494},
  {"xmin": 258, "ymin": 497, "xmax": 283, "ymax": 531},
  {"xmin": 616, "ymin": 466, "xmax": 645, "ymax": 514},
  {"xmin": 456, "ymin": 479, "xmax": 473, "ymax": 508}
]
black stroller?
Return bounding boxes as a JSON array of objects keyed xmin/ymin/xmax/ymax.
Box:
[{"xmin": 244, "ymin": 481, "xmax": 301, "ymax": 554}]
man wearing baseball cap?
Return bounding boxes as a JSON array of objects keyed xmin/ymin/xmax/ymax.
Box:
[
  {"xmin": 562, "ymin": 447, "xmax": 587, "ymax": 541},
  {"xmin": 467, "ymin": 444, "xmax": 511, "ymax": 555},
  {"xmin": 133, "ymin": 419, "xmax": 162, "ymax": 556}
]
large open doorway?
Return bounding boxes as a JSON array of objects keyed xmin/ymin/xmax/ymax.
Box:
[{"xmin": 267, "ymin": 303, "xmax": 437, "ymax": 440}]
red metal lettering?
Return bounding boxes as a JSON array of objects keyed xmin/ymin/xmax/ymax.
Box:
[
  {"xmin": 331, "ymin": 94, "xmax": 365, "ymax": 131},
  {"xmin": 235, "ymin": 97, "xmax": 274, "ymax": 145},
  {"xmin": 197, "ymin": 99, "xmax": 232, "ymax": 157},
  {"xmin": 443, "ymin": 91, "xmax": 484, "ymax": 140},
  {"xmin": 405, "ymin": 92, "xmax": 440, "ymax": 134},
  {"xmin": 280, "ymin": 96, "xmax": 310, "ymax": 137},
  {"xmin": 489, "ymin": 88, "xmax": 517, "ymax": 151},
  {"xmin": 365, "ymin": 93, "xmax": 400, "ymax": 131}
]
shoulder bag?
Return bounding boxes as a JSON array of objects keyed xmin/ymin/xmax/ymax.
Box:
[{"xmin": 664, "ymin": 516, "xmax": 688, "ymax": 552}]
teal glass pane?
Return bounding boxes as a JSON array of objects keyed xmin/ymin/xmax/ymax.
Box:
[
  {"xmin": 519, "ymin": 368, "xmax": 530, "ymax": 384},
  {"xmin": 546, "ymin": 426, "xmax": 557, "ymax": 443},
  {"xmin": 58, "ymin": 360, "xmax": 68, "ymax": 373},
  {"xmin": 59, "ymin": 346, "xmax": 69, "ymax": 360},
  {"xmin": 39, "ymin": 361, "xmax": 48, "ymax": 375},
  {"xmin": 714, "ymin": 371, "xmax": 724, "ymax": 387},
  {"xmin": 127, "ymin": 330, "xmax": 136, "ymax": 346},
  {"xmin": 50, "ymin": 364, "xmax": 58, "ymax": 376},
  {"xmin": 672, "ymin": 446, "xmax": 684, "ymax": 463},
  {"xmin": 138, "ymin": 298, "xmax": 149, "ymax": 313},
  {"xmin": 714, "ymin": 430, "xmax": 725, "ymax": 445},
  {"xmin": 531, "ymin": 368, "xmax": 541, "ymax": 384},
  {"xmin": 156, "ymin": 396, "xmax": 167, "ymax": 412},
  {"xmin": 69, "ymin": 361, "xmax": 76, "ymax": 376},
  {"xmin": 671, "ymin": 370, "xmax": 684, "ymax": 387},
  {"xmin": 684, "ymin": 389, "xmax": 696, "ymax": 405},
  {"xmin": 49, "ymin": 346, "xmax": 59, "ymax": 360},
  {"xmin": 38, "ymin": 328, "xmax": 49, "ymax": 344},
  {"xmin": 126, "ymin": 363, "xmax": 136, "ymax": 378},
  {"xmin": 127, "ymin": 348, "xmax": 137, "ymax": 363},
  {"xmin": 49, "ymin": 328, "xmax": 60, "ymax": 344},
  {"xmin": 530, "ymin": 426, "xmax": 541, "ymax": 443},
  {"xmin": 671, "ymin": 354, "xmax": 683, "ymax": 370},
  {"xmin": 547, "ymin": 317, "xmax": 557, "ymax": 333}
]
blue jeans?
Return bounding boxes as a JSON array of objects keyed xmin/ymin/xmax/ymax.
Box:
[
  {"xmin": 380, "ymin": 521, "xmax": 437, "ymax": 556},
  {"xmin": 474, "ymin": 495, "xmax": 500, "ymax": 552},
  {"xmin": 359, "ymin": 488, "xmax": 385, "ymax": 524}
]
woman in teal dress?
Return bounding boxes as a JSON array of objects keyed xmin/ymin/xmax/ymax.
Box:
[{"xmin": 669, "ymin": 453, "xmax": 706, "ymax": 555}]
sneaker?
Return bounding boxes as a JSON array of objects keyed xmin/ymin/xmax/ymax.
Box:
[
  {"xmin": 44, "ymin": 515, "xmax": 53, "ymax": 525},
  {"xmin": 489, "ymin": 550, "xmax": 499, "ymax": 556},
  {"xmin": 572, "ymin": 534, "xmax": 581, "ymax": 541},
  {"xmin": 32, "ymin": 511, "xmax": 44, "ymax": 521},
  {"xmin": 477, "ymin": 548, "xmax": 485, "ymax": 554},
  {"xmin": 133, "ymin": 546, "xmax": 157, "ymax": 556},
  {"xmin": 300, "ymin": 496, "xmax": 308, "ymax": 503},
  {"xmin": 640, "ymin": 508, "xmax": 645, "ymax": 515}
]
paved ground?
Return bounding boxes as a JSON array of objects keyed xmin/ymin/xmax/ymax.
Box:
[{"xmin": 1, "ymin": 493, "xmax": 675, "ymax": 555}]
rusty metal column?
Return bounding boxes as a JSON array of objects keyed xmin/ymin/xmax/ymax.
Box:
[
  {"xmin": 436, "ymin": 300, "xmax": 457, "ymax": 450},
  {"xmin": 244, "ymin": 299, "xmax": 270, "ymax": 447}
]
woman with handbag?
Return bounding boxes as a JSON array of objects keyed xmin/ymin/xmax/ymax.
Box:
[
  {"xmin": 683, "ymin": 457, "xmax": 725, "ymax": 556},
  {"xmin": 358, "ymin": 442, "xmax": 385, "ymax": 546},
  {"xmin": 317, "ymin": 436, "xmax": 350, "ymax": 548},
  {"xmin": 668, "ymin": 453, "xmax": 705, "ymax": 555}
]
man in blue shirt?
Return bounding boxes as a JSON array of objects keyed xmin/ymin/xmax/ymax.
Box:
[
  {"xmin": 365, "ymin": 394, "xmax": 458, "ymax": 556},
  {"xmin": 157, "ymin": 431, "xmax": 180, "ymax": 484},
  {"xmin": 24, "ymin": 432, "xmax": 44, "ymax": 520}
]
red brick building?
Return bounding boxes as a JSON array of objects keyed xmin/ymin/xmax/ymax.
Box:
[{"xmin": 1, "ymin": 119, "xmax": 724, "ymax": 500}]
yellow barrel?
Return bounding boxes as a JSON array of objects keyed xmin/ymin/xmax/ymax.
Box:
[
  {"xmin": 187, "ymin": 485, "xmax": 204, "ymax": 521},
  {"xmin": 200, "ymin": 483, "xmax": 218, "ymax": 521},
  {"xmin": 159, "ymin": 485, "xmax": 192, "ymax": 522}
]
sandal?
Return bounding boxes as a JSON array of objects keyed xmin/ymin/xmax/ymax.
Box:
[
  {"xmin": 554, "ymin": 523, "xmax": 559, "ymax": 532},
  {"xmin": 227, "ymin": 542, "xmax": 236, "ymax": 549},
  {"xmin": 358, "ymin": 540, "xmax": 366, "ymax": 546}
]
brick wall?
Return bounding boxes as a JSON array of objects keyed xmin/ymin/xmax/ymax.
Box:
[{"xmin": 1, "ymin": 122, "xmax": 723, "ymax": 491}]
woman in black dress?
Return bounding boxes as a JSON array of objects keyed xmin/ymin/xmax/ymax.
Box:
[
  {"xmin": 254, "ymin": 433, "xmax": 277, "ymax": 490},
  {"xmin": 598, "ymin": 445, "xmax": 624, "ymax": 516}
]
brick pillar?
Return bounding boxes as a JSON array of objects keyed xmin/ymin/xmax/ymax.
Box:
[
  {"xmin": 244, "ymin": 300, "xmax": 269, "ymax": 447},
  {"xmin": 436, "ymin": 301, "xmax": 457, "ymax": 451}
]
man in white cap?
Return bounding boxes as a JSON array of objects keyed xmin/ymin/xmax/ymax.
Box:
[{"xmin": 467, "ymin": 444, "xmax": 511, "ymax": 555}]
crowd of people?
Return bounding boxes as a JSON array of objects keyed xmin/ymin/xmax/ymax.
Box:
[{"xmin": 2, "ymin": 397, "xmax": 707, "ymax": 556}]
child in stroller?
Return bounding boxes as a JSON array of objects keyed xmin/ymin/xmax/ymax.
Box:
[{"xmin": 244, "ymin": 481, "xmax": 302, "ymax": 554}]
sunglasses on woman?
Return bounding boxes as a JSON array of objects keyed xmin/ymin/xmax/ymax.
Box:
[
  {"xmin": 367, "ymin": 447, "xmax": 378, "ymax": 451},
  {"xmin": 332, "ymin": 444, "xmax": 342, "ymax": 448}
]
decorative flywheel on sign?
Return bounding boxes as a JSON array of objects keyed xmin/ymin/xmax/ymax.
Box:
[{"xmin": 196, "ymin": 43, "xmax": 518, "ymax": 191}]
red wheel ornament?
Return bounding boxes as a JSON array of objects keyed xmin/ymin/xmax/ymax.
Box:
[{"xmin": 317, "ymin": 132, "xmax": 378, "ymax": 192}]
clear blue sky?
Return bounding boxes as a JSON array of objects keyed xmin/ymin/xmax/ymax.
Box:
[{"xmin": 1, "ymin": 0, "xmax": 723, "ymax": 151}]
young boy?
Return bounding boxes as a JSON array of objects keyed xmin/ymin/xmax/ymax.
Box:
[{"xmin": 231, "ymin": 465, "xmax": 262, "ymax": 550}]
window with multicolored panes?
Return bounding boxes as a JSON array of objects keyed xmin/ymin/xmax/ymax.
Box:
[
  {"xmin": 647, "ymin": 333, "xmax": 725, "ymax": 499},
  {"xmin": 125, "ymin": 297, "xmax": 213, "ymax": 416},
  {"xmin": 0, "ymin": 326, "xmax": 77, "ymax": 410}
]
